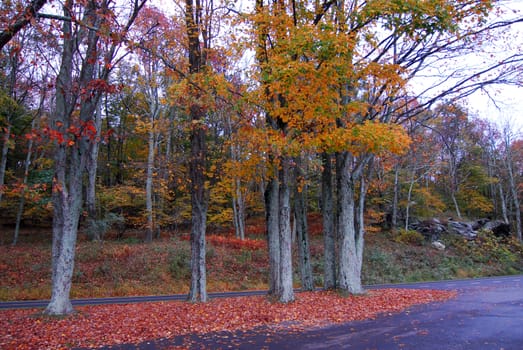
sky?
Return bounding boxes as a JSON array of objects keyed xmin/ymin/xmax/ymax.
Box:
[
  {"xmin": 468, "ymin": 85, "xmax": 523, "ymax": 133},
  {"xmin": 437, "ymin": 0, "xmax": 523, "ymax": 133}
]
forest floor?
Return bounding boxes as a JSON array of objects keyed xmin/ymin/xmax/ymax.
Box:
[{"xmin": 0, "ymin": 215, "xmax": 522, "ymax": 349}]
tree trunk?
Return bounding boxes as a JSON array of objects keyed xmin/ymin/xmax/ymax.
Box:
[
  {"xmin": 499, "ymin": 183, "xmax": 509, "ymax": 224},
  {"xmin": 451, "ymin": 192, "xmax": 462, "ymax": 219},
  {"xmin": 185, "ymin": 0, "xmax": 209, "ymax": 302},
  {"xmin": 13, "ymin": 119, "xmax": 36, "ymax": 245},
  {"xmin": 505, "ymin": 138, "xmax": 522, "ymax": 241},
  {"xmin": 225, "ymin": 111, "xmax": 246, "ymax": 240},
  {"xmin": 322, "ymin": 153, "xmax": 336, "ymax": 289},
  {"xmin": 354, "ymin": 175, "xmax": 366, "ymax": 286},
  {"xmin": 232, "ymin": 177, "xmax": 246, "ymax": 240},
  {"xmin": 405, "ymin": 167, "xmax": 416, "ymax": 231},
  {"xmin": 336, "ymin": 151, "xmax": 364, "ymax": 295},
  {"xmin": 449, "ymin": 158, "xmax": 462, "ymax": 219},
  {"xmin": 391, "ymin": 163, "xmax": 400, "ymax": 228},
  {"xmin": 265, "ymin": 175, "xmax": 281, "ymax": 296},
  {"xmin": 278, "ymin": 157, "xmax": 294, "ymax": 302},
  {"xmin": 156, "ymin": 108, "xmax": 175, "ymax": 239},
  {"xmin": 188, "ymin": 199, "xmax": 208, "ymax": 302},
  {"xmin": 86, "ymin": 100, "xmax": 102, "ymax": 240},
  {"xmin": 486, "ymin": 151, "xmax": 499, "ymax": 219},
  {"xmin": 295, "ymin": 157, "xmax": 313, "ymax": 291},
  {"xmin": 188, "ymin": 115, "xmax": 208, "ymax": 302},
  {"xmin": 46, "ymin": 145, "xmax": 83, "ymax": 315},
  {"xmin": 0, "ymin": 123, "xmax": 11, "ymax": 204},
  {"xmin": 144, "ymin": 118, "xmax": 155, "ymax": 243}
]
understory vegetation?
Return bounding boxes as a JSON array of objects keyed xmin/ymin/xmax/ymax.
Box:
[{"xmin": 1, "ymin": 216, "xmax": 521, "ymax": 301}]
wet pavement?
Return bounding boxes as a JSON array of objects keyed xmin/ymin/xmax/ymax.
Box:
[{"xmin": 267, "ymin": 275, "xmax": 523, "ymax": 350}]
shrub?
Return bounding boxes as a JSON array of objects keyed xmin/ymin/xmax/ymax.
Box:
[
  {"xmin": 85, "ymin": 213, "xmax": 125, "ymax": 241},
  {"xmin": 394, "ymin": 229, "xmax": 425, "ymax": 246},
  {"xmin": 168, "ymin": 248, "xmax": 190, "ymax": 280},
  {"xmin": 444, "ymin": 229, "xmax": 523, "ymax": 273},
  {"xmin": 473, "ymin": 229, "xmax": 518, "ymax": 265},
  {"xmin": 180, "ymin": 234, "xmax": 267, "ymax": 251}
]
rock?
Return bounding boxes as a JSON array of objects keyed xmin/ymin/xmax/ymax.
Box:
[
  {"xmin": 447, "ymin": 219, "xmax": 477, "ymax": 240},
  {"xmin": 482, "ymin": 220, "xmax": 511, "ymax": 238},
  {"xmin": 472, "ymin": 218, "xmax": 490, "ymax": 230},
  {"xmin": 409, "ymin": 218, "xmax": 447, "ymax": 241},
  {"xmin": 431, "ymin": 240, "xmax": 446, "ymax": 251},
  {"xmin": 408, "ymin": 217, "xmax": 512, "ymax": 241}
]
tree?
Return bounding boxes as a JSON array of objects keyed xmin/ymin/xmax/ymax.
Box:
[
  {"xmin": 481, "ymin": 121, "xmax": 509, "ymax": 223},
  {"xmin": 173, "ymin": 0, "xmax": 245, "ymax": 302},
  {"xmin": 247, "ymin": 0, "xmax": 517, "ymax": 296},
  {"xmin": 0, "ymin": 90, "xmax": 25, "ymax": 204},
  {"xmin": 45, "ymin": 0, "xmax": 146, "ymax": 316},
  {"xmin": 12, "ymin": 78, "xmax": 50, "ymax": 245},
  {"xmin": 249, "ymin": 0, "xmax": 411, "ymax": 297},
  {"xmin": 502, "ymin": 122, "xmax": 522, "ymax": 241},
  {"xmin": 432, "ymin": 103, "xmax": 470, "ymax": 218},
  {"xmin": 183, "ymin": 0, "xmax": 217, "ymax": 302},
  {"xmin": 252, "ymin": 0, "xmax": 300, "ymax": 303}
]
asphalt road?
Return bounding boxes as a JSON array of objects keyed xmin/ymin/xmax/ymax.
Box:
[
  {"xmin": 3, "ymin": 275, "xmax": 522, "ymax": 349},
  {"xmin": 243, "ymin": 275, "xmax": 523, "ymax": 350},
  {"xmin": 0, "ymin": 290, "xmax": 268, "ymax": 309}
]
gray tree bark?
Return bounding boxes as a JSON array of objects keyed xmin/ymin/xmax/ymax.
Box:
[
  {"xmin": 499, "ymin": 183, "xmax": 509, "ymax": 224},
  {"xmin": 86, "ymin": 100, "xmax": 102, "ymax": 240},
  {"xmin": 223, "ymin": 110, "xmax": 246, "ymax": 240},
  {"xmin": 336, "ymin": 151, "xmax": 365, "ymax": 295},
  {"xmin": 144, "ymin": 112, "xmax": 156, "ymax": 243},
  {"xmin": 503, "ymin": 128, "xmax": 522, "ymax": 242},
  {"xmin": 322, "ymin": 152, "xmax": 336, "ymax": 289},
  {"xmin": 156, "ymin": 107, "xmax": 176, "ymax": 239},
  {"xmin": 45, "ymin": 0, "xmax": 78, "ymax": 315},
  {"xmin": 295, "ymin": 156, "xmax": 313, "ymax": 291},
  {"xmin": 232, "ymin": 176, "xmax": 246, "ymax": 240},
  {"xmin": 186, "ymin": 0, "xmax": 209, "ymax": 302},
  {"xmin": 254, "ymin": 0, "xmax": 296, "ymax": 303},
  {"xmin": 278, "ymin": 157, "xmax": 295, "ymax": 302},
  {"xmin": 0, "ymin": 123, "xmax": 11, "ymax": 204},
  {"xmin": 143, "ymin": 56, "xmax": 163, "ymax": 242},
  {"xmin": 265, "ymin": 175, "xmax": 281, "ymax": 296},
  {"xmin": 405, "ymin": 167, "xmax": 416, "ymax": 231},
  {"xmin": 391, "ymin": 163, "xmax": 400, "ymax": 228},
  {"xmin": 187, "ymin": 113, "xmax": 208, "ymax": 302},
  {"xmin": 13, "ymin": 117, "xmax": 37, "ymax": 245}
]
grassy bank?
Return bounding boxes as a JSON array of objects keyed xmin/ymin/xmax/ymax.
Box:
[{"xmin": 1, "ymin": 219, "xmax": 522, "ymax": 301}]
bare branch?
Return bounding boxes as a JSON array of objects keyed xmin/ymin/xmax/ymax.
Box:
[{"xmin": 0, "ymin": 0, "xmax": 47, "ymax": 50}]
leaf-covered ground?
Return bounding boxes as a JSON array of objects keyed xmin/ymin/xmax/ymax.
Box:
[{"xmin": 0, "ymin": 288, "xmax": 456, "ymax": 349}]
